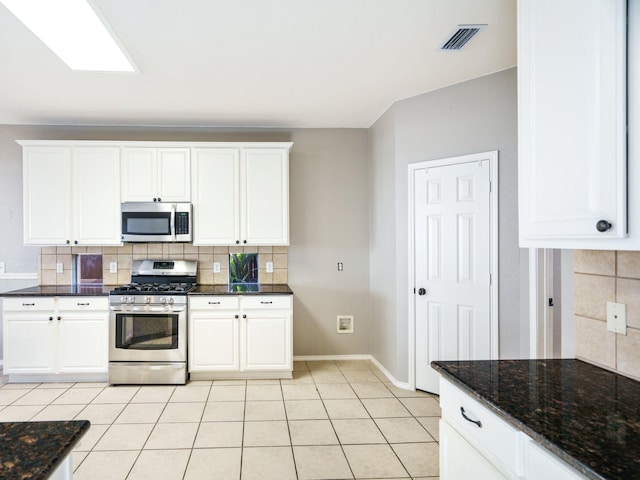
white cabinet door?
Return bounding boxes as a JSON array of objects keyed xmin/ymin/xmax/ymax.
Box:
[
  {"xmin": 57, "ymin": 297, "xmax": 109, "ymax": 373},
  {"xmin": 3, "ymin": 299, "xmax": 57, "ymax": 375},
  {"xmin": 242, "ymin": 149, "xmax": 289, "ymax": 245},
  {"xmin": 157, "ymin": 148, "xmax": 191, "ymax": 201},
  {"xmin": 189, "ymin": 311, "xmax": 240, "ymax": 371},
  {"xmin": 121, "ymin": 148, "xmax": 157, "ymax": 202},
  {"xmin": 440, "ymin": 420, "xmax": 508, "ymax": 480},
  {"xmin": 191, "ymin": 148, "xmax": 240, "ymax": 245},
  {"xmin": 23, "ymin": 146, "xmax": 72, "ymax": 245},
  {"xmin": 518, "ymin": 0, "xmax": 627, "ymax": 247},
  {"xmin": 121, "ymin": 147, "xmax": 190, "ymax": 202},
  {"xmin": 73, "ymin": 147, "xmax": 121, "ymax": 245},
  {"xmin": 242, "ymin": 311, "xmax": 292, "ymax": 371},
  {"xmin": 527, "ymin": 442, "xmax": 585, "ymax": 480}
]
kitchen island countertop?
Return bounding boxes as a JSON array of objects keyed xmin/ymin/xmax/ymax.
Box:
[
  {"xmin": 0, "ymin": 420, "xmax": 89, "ymax": 480},
  {"xmin": 432, "ymin": 359, "xmax": 640, "ymax": 480}
]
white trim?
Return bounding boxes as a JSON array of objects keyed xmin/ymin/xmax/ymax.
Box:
[
  {"xmin": 293, "ymin": 354, "xmax": 413, "ymax": 390},
  {"xmin": 408, "ymin": 151, "xmax": 499, "ymax": 390},
  {"xmin": 0, "ymin": 273, "xmax": 38, "ymax": 281}
]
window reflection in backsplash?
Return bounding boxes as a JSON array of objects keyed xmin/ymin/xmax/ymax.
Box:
[
  {"xmin": 76, "ymin": 254, "xmax": 103, "ymax": 284},
  {"xmin": 229, "ymin": 253, "xmax": 259, "ymax": 284},
  {"xmin": 38, "ymin": 244, "xmax": 288, "ymax": 286}
]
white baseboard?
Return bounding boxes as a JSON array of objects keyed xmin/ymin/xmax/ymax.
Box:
[
  {"xmin": 0, "ymin": 273, "xmax": 38, "ymax": 280},
  {"xmin": 293, "ymin": 354, "xmax": 412, "ymax": 391}
]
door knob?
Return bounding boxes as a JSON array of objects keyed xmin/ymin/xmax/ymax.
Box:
[
  {"xmin": 418, "ymin": 288, "xmax": 427, "ymax": 296},
  {"xmin": 596, "ymin": 220, "xmax": 612, "ymax": 232}
]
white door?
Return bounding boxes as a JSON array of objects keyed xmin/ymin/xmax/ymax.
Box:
[
  {"xmin": 242, "ymin": 312, "xmax": 292, "ymax": 371},
  {"xmin": 157, "ymin": 148, "xmax": 191, "ymax": 201},
  {"xmin": 121, "ymin": 148, "xmax": 157, "ymax": 202},
  {"xmin": 189, "ymin": 312, "xmax": 240, "ymax": 371},
  {"xmin": 413, "ymin": 155, "xmax": 494, "ymax": 393}
]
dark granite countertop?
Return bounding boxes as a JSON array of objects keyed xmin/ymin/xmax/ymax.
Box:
[
  {"xmin": 1, "ymin": 284, "xmax": 293, "ymax": 297},
  {"xmin": 0, "ymin": 420, "xmax": 89, "ymax": 480},
  {"xmin": 0, "ymin": 285, "xmax": 116, "ymax": 296},
  {"xmin": 432, "ymin": 359, "xmax": 640, "ymax": 480},
  {"xmin": 190, "ymin": 284, "xmax": 293, "ymax": 295}
]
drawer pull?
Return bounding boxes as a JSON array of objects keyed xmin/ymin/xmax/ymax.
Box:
[
  {"xmin": 208, "ymin": 301, "xmax": 221, "ymax": 305},
  {"xmin": 22, "ymin": 303, "xmax": 35, "ymax": 307},
  {"xmin": 460, "ymin": 406, "xmax": 482, "ymax": 428},
  {"xmin": 77, "ymin": 302, "xmax": 90, "ymax": 306},
  {"xmin": 260, "ymin": 301, "xmax": 273, "ymax": 304}
]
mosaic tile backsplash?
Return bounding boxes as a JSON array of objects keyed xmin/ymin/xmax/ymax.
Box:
[
  {"xmin": 575, "ymin": 250, "xmax": 640, "ymax": 380},
  {"xmin": 39, "ymin": 244, "xmax": 288, "ymax": 286}
]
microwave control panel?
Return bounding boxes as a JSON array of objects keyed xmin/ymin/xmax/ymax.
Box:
[{"xmin": 176, "ymin": 212, "xmax": 190, "ymax": 234}]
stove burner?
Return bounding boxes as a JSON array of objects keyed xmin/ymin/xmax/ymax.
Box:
[{"xmin": 112, "ymin": 282, "xmax": 195, "ymax": 294}]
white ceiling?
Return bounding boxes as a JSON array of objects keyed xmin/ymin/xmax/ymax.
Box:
[{"xmin": 0, "ymin": 0, "xmax": 516, "ymax": 128}]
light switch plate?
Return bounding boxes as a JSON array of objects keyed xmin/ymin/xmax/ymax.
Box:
[
  {"xmin": 56, "ymin": 262, "xmax": 63, "ymax": 274},
  {"xmin": 0, "ymin": 262, "xmax": 5, "ymax": 274},
  {"xmin": 266, "ymin": 261, "xmax": 274, "ymax": 273},
  {"xmin": 109, "ymin": 262, "xmax": 118, "ymax": 274},
  {"xmin": 213, "ymin": 262, "xmax": 221, "ymax": 273},
  {"xmin": 607, "ymin": 301, "xmax": 627, "ymax": 335}
]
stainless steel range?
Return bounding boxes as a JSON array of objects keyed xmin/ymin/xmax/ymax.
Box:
[{"xmin": 108, "ymin": 260, "xmax": 197, "ymax": 385}]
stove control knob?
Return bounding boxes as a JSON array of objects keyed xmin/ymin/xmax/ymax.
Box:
[
  {"xmin": 128, "ymin": 297, "xmax": 135, "ymax": 304},
  {"xmin": 160, "ymin": 297, "xmax": 167, "ymax": 304},
  {"xmin": 143, "ymin": 296, "xmax": 151, "ymax": 304},
  {"xmin": 168, "ymin": 297, "xmax": 175, "ymax": 304},
  {"xmin": 120, "ymin": 296, "xmax": 126, "ymax": 303}
]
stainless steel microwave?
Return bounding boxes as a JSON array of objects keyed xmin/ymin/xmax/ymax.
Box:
[{"xmin": 121, "ymin": 203, "xmax": 192, "ymax": 243}]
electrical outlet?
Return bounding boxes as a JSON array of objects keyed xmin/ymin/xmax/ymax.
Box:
[
  {"xmin": 338, "ymin": 262, "xmax": 344, "ymax": 271},
  {"xmin": 213, "ymin": 262, "xmax": 221, "ymax": 273},
  {"xmin": 56, "ymin": 262, "xmax": 63, "ymax": 274},
  {"xmin": 266, "ymin": 261, "xmax": 274, "ymax": 273},
  {"xmin": 0, "ymin": 262, "xmax": 5, "ymax": 274},
  {"xmin": 109, "ymin": 262, "xmax": 118, "ymax": 274},
  {"xmin": 607, "ymin": 301, "xmax": 627, "ymax": 335}
]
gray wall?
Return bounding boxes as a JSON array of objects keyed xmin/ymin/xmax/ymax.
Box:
[
  {"xmin": 369, "ymin": 67, "xmax": 528, "ymax": 383},
  {"xmin": 0, "ymin": 125, "xmax": 371, "ymax": 357}
]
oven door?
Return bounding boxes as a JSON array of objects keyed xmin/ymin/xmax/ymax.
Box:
[{"xmin": 109, "ymin": 306, "xmax": 186, "ymax": 362}]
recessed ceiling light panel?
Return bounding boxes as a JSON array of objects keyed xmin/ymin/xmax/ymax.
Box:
[{"xmin": 0, "ymin": 0, "xmax": 135, "ymax": 71}]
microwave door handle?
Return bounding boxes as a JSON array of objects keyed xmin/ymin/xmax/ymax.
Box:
[{"xmin": 170, "ymin": 203, "xmax": 176, "ymax": 241}]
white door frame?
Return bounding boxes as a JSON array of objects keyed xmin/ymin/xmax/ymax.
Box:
[{"xmin": 407, "ymin": 151, "xmax": 499, "ymax": 390}]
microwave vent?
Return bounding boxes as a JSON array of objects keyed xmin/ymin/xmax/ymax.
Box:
[{"xmin": 440, "ymin": 24, "xmax": 487, "ymax": 51}]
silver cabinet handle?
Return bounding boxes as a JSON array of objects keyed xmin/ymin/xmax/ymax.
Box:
[
  {"xmin": 208, "ymin": 301, "xmax": 221, "ymax": 305},
  {"xmin": 460, "ymin": 407, "xmax": 482, "ymax": 428},
  {"xmin": 77, "ymin": 302, "xmax": 90, "ymax": 306},
  {"xmin": 22, "ymin": 303, "xmax": 35, "ymax": 307},
  {"xmin": 260, "ymin": 301, "xmax": 273, "ymax": 304}
]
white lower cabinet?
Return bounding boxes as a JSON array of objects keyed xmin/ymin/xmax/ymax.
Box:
[
  {"xmin": 2, "ymin": 297, "xmax": 108, "ymax": 380},
  {"xmin": 189, "ymin": 295, "xmax": 292, "ymax": 379},
  {"xmin": 439, "ymin": 378, "xmax": 587, "ymax": 480}
]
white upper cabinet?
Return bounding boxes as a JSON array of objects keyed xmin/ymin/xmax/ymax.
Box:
[
  {"xmin": 23, "ymin": 146, "xmax": 72, "ymax": 245},
  {"xmin": 192, "ymin": 148, "xmax": 240, "ymax": 245},
  {"xmin": 192, "ymin": 144, "xmax": 291, "ymax": 246},
  {"xmin": 22, "ymin": 144, "xmax": 121, "ymax": 246},
  {"xmin": 518, "ymin": 0, "xmax": 631, "ymax": 249},
  {"xmin": 73, "ymin": 147, "xmax": 121, "ymax": 245},
  {"xmin": 121, "ymin": 147, "xmax": 190, "ymax": 202},
  {"xmin": 243, "ymin": 148, "xmax": 289, "ymax": 245}
]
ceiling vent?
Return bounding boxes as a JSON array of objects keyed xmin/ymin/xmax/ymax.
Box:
[{"xmin": 440, "ymin": 24, "xmax": 487, "ymax": 51}]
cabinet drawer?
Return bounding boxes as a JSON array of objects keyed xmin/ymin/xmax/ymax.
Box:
[
  {"xmin": 440, "ymin": 379, "xmax": 523, "ymax": 476},
  {"xmin": 57, "ymin": 297, "xmax": 108, "ymax": 311},
  {"xmin": 242, "ymin": 295, "xmax": 292, "ymax": 310},
  {"xmin": 190, "ymin": 296, "xmax": 239, "ymax": 310},
  {"xmin": 3, "ymin": 297, "xmax": 56, "ymax": 311}
]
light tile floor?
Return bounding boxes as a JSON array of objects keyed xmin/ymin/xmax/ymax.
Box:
[{"xmin": 0, "ymin": 360, "xmax": 440, "ymax": 479}]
